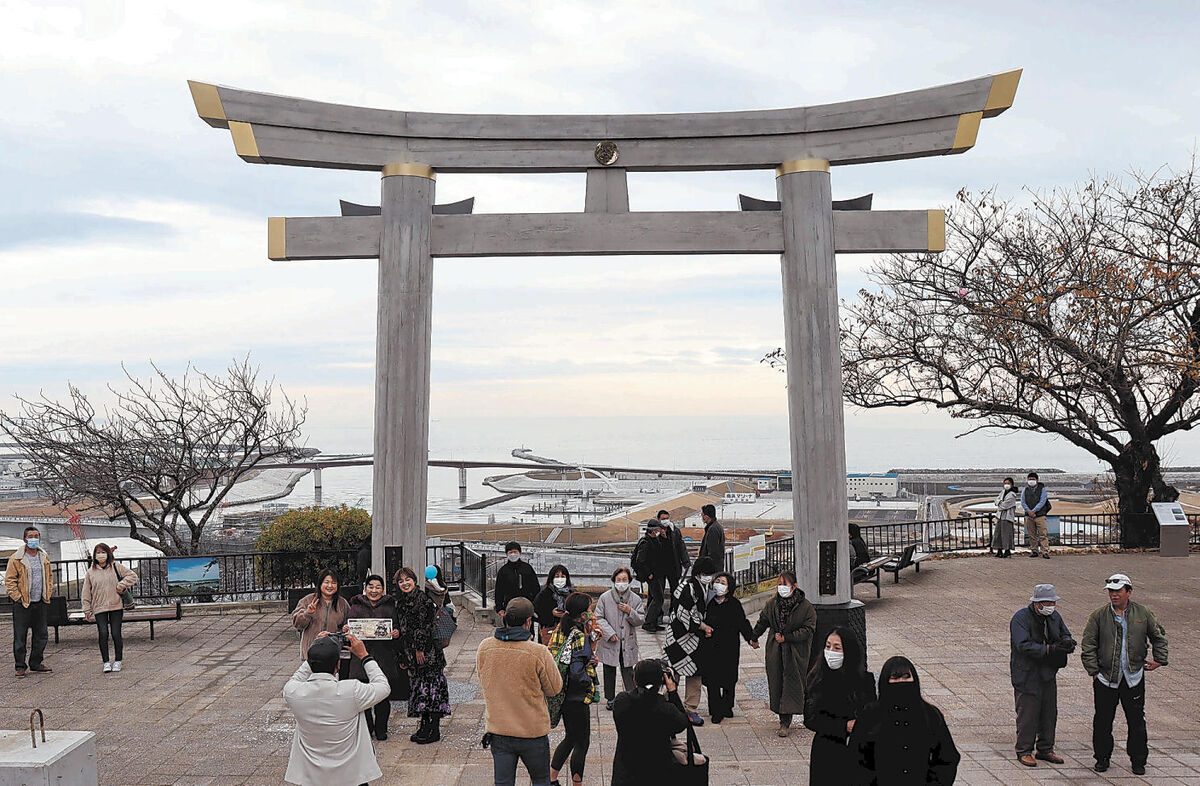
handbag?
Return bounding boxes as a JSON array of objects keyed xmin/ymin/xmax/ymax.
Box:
[
  {"xmin": 670, "ymin": 722, "xmax": 710, "ymax": 784},
  {"xmin": 114, "ymin": 563, "xmax": 136, "ymax": 611},
  {"xmin": 433, "ymin": 603, "xmax": 457, "ymax": 649}
]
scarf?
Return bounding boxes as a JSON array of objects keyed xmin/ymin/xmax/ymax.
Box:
[
  {"xmin": 495, "ymin": 625, "xmax": 533, "ymax": 642},
  {"xmin": 777, "ymin": 591, "xmax": 800, "ymax": 617},
  {"xmin": 552, "ymin": 584, "xmax": 571, "ymax": 610}
]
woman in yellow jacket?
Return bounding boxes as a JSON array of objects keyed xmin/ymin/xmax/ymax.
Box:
[{"xmin": 81, "ymin": 543, "xmax": 138, "ymax": 673}]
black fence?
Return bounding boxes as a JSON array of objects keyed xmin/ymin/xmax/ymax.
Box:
[{"xmin": 722, "ymin": 536, "xmax": 795, "ymax": 595}]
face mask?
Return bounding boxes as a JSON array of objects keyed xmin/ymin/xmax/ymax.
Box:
[
  {"xmin": 1027, "ymin": 479, "xmax": 1037, "ymax": 487},
  {"xmin": 25, "ymin": 538, "xmax": 39, "ymax": 550},
  {"xmin": 885, "ymin": 681, "xmax": 920, "ymax": 709},
  {"xmin": 1038, "ymin": 604, "xmax": 1056, "ymax": 616},
  {"xmin": 713, "ymin": 582, "xmax": 728, "ymax": 596},
  {"xmin": 660, "ymin": 519, "xmax": 672, "ymax": 528},
  {"xmin": 96, "ymin": 554, "xmax": 108, "ymax": 564},
  {"xmin": 1003, "ymin": 484, "xmax": 1011, "ymax": 490},
  {"xmin": 614, "ymin": 581, "xmax": 630, "ymax": 592},
  {"xmin": 824, "ymin": 650, "xmax": 844, "ymax": 670},
  {"xmin": 777, "ymin": 585, "xmax": 793, "ymax": 598},
  {"xmin": 553, "ymin": 577, "xmax": 567, "ymax": 589},
  {"xmin": 506, "ymin": 553, "xmax": 521, "ymax": 563},
  {"xmin": 697, "ymin": 575, "xmax": 713, "ymax": 586}
]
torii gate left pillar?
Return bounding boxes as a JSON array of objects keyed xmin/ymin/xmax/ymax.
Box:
[{"xmin": 372, "ymin": 164, "xmax": 436, "ymax": 581}]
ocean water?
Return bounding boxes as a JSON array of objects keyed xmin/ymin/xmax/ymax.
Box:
[{"xmin": 273, "ymin": 413, "xmax": 1184, "ymax": 521}]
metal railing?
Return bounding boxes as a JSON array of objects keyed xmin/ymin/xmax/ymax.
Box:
[
  {"xmin": 461, "ymin": 543, "xmax": 489, "ymax": 608},
  {"xmin": 722, "ymin": 536, "xmax": 795, "ymax": 594}
]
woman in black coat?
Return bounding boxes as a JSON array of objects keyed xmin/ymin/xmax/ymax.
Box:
[
  {"xmin": 849, "ymin": 656, "xmax": 960, "ymax": 786},
  {"xmin": 344, "ymin": 574, "xmax": 402, "ymax": 740},
  {"xmin": 611, "ymin": 659, "xmax": 691, "ymax": 786},
  {"xmin": 533, "ymin": 564, "xmax": 573, "ymax": 645},
  {"xmin": 804, "ymin": 627, "xmax": 876, "ymax": 785},
  {"xmin": 699, "ymin": 571, "xmax": 758, "ymax": 723}
]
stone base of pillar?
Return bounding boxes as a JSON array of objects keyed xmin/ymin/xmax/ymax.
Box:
[{"xmin": 811, "ymin": 599, "xmax": 867, "ymax": 673}]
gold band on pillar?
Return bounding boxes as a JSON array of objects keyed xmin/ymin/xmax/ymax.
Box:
[
  {"xmin": 382, "ymin": 163, "xmax": 436, "ymax": 180},
  {"xmin": 775, "ymin": 158, "xmax": 830, "ymax": 177}
]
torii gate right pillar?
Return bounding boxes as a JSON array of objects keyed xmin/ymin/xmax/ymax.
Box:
[{"xmin": 776, "ymin": 158, "xmax": 865, "ymax": 662}]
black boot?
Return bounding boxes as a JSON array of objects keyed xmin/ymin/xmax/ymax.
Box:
[
  {"xmin": 416, "ymin": 714, "xmax": 441, "ymax": 744},
  {"xmin": 409, "ymin": 716, "xmax": 428, "ymax": 743}
]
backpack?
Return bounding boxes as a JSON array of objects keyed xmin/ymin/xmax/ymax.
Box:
[{"xmin": 565, "ymin": 633, "xmax": 594, "ymax": 699}]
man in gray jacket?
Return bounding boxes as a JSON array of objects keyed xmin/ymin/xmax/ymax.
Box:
[
  {"xmin": 1009, "ymin": 584, "xmax": 1075, "ymax": 768},
  {"xmin": 1081, "ymin": 573, "xmax": 1169, "ymax": 776}
]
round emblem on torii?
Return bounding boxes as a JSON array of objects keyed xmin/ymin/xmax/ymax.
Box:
[{"xmin": 594, "ymin": 140, "xmax": 619, "ymax": 166}]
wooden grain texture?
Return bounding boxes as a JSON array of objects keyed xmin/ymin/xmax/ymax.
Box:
[
  {"xmin": 198, "ymin": 72, "xmax": 1012, "ymax": 138},
  {"xmin": 371, "ymin": 173, "xmax": 435, "ymax": 580},
  {"xmin": 273, "ymin": 210, "xmax": 938, "ymax": 259},
  {"xmin": 777, "ymin": 168, "xmax": 851, "ymax": 604},
  {"xmin": 216, "ymin": 112, "xmax": 971, "ymax": 172}
]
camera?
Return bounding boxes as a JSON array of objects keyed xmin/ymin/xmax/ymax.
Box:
[
  {"xmin": 328, "ymin": 632, "xmax": 353, "ymax": 659},
  {"xmin": 657, "ymin": 658, "xmax": 678, "ymax": 685}
]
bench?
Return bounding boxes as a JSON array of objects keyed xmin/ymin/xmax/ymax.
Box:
[
  {"xmin": 882, "ymin": 544, "xmax": 933, "ymax": 584},
  {"xmin": 43, "ymin": 597, "xmax": 183, "ymax": 643},
  {"xmin": 852, "ymin": 555, "xmax": 893, "ymax": 598}
]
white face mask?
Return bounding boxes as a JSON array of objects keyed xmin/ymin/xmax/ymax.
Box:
[
  {"xmin": 713, "ymin": 582, "xmax": 728, "ymax": 596},
  {"xmin": 1027, "ymin": 479, "xmax": 1037, "ymax": 487},
  {"xmin": 660, "ymin": 519, "xmax": 672, "ymax": 527},
  {"xmin": 614, "ymin": 581, "xmax": 630, "ymax": 592},
  {"xmin": 1003, "ymin": 483, "xmax": 1011, "ymax": 490},
  {"xmin": 824, "ymin": 649, "xmax": 844, "ymax": 670},
  {"xmin": 553, "ymin": 577, "xmax": 567, "ymax": 589},
  {"xmin": 507, "ymin": 553, "xmax": 521, "ymax": 563},
  {"xmin": 1038, "ymin": 604, "xmax": 1056, "ymax": 616},
  {"xmin": 697, "ymin": 575, "xmax": 713, "ymax": 585},
  {"xmin": 777, "ymin": 585, "xmax": 793, "ymax": 598}
]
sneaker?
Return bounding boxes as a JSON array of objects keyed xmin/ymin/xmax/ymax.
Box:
[
  {"xmin": 103, "ymin": 662, "xmax": 113, "ymax": 673},
  {"xmin": 1094, "ymin": 759, "xmax": 1109, "ymax": 773},
  {"xmin": 15, "ymin": 668, "xmax": 26, "ymax": 679},
  {"xmin": 687, "ymin": 711, "xmax": 704, "ymax": 726},
  {"xmin": 605, "ymin": 700, "xmax": 614, "ymax": 712},
  {"xmin": 1132, "ymin": 763, "xmax": 1146, "ymax": 775},
  {"xmin": 112, "ymin": 661, "xmax": 122, "ymax": 672},
  {"xmin": 28, "ymin": 663, "xmax": 52, "ymax": 673}
]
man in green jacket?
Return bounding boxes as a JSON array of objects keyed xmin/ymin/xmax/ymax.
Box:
[{"xmin": 1080, "ymin": 573, "xmax": 1168, "ymax": 776}]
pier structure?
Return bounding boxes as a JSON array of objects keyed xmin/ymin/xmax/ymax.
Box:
[{"xmin": 188, "ymin": 68, "xmax": 1020, "ymax": 630}]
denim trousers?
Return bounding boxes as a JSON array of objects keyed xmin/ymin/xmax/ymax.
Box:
[{"xmin": 491, "ymin": 733, "xmax": 551, "ymax": 786}]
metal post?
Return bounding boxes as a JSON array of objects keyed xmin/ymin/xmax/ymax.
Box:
[
  {"xmin": 371, "ymin": 163, "xmax": 436, "ymax": 582},
  {"xmin": 313, "ymin": 468, "xmax": 323, "ymax": 507}
]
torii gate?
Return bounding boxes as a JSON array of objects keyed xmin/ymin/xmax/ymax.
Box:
[{"xmin": 188, "ymin": 71, "xmax": 1020, "ymax": 633}]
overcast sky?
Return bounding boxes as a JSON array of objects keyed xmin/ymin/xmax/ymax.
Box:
[{"xmin": 3, "ymin": 1, "xmax": 1199, "ymax": 466}]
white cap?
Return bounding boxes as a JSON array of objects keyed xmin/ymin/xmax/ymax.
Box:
[{"xmin": 1104, "ymin": 573, "xmax": 1132, "ymax": 590}]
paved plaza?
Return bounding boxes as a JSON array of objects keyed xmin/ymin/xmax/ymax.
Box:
[{"xmin": 2, "ymin": 550, "xmax": 1198, "ymax": 785}]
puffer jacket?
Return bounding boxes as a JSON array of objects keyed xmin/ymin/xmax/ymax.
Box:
[{"xmin": 1080, "ymin": 600, "xmax": 1168, "ymax": 683}]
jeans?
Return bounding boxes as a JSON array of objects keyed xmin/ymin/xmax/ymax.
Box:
[
  {"xmin": 642, "ymin": 578, "xmax": 665, "ymax": 630},
  {"xmin": 1014, "ymin": 682, "xmax": 1057, "ymax": 755},
  {"xmin": 96, "ymin": 609, "xmax": 124, "ymax": 663},
  {"xmin": 551, "ymin": 700, "xmax": 591, "ymax": 778},
  {"xmin": 1093, "ymin": 676, "xmax": 1147, "ymax": 765},
  {"xmin": 491, "ymin": 733, "xmax": 550, "ymax": 786},
  {"xmin": 12, "ymin": 600, "xmax": 48, "ymax": 670}
]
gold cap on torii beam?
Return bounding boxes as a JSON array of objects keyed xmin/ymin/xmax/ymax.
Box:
[
  {"xmin": 267, "ymin": 217, "xmax": 286, "ymax": 261},
  {"xmin": 382, "ymin": 163, "xmax": 436, "ymax": 180},
  {"xmin": 775, "ymin": 159, "xmax": 831, "ymax": 177},
  {"xmin": 927, "ymin": 210, "xmax": 946, "ymax": 252}
]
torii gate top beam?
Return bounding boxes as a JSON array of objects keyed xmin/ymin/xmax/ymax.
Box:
[{"xmin": 188, "ymin": 71, "xmax": 1019, "ymax": 173}]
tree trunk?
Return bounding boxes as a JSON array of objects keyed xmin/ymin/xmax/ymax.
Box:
[{"xmin": 1111, "ymin": 441, "xmax": 1177, "ymax": 547}]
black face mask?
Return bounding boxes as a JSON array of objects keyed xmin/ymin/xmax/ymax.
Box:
[{"xmin": 883, "ymin": 681, "xmax": 921, "ymax": 711}]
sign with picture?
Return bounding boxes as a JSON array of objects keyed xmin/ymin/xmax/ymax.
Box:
[{"xmin": 346, "ymin": 618, "xmax": 394, "ymax": 640}]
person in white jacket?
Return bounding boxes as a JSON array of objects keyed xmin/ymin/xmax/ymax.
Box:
[
  {"xmin": 594, "ymin": 567, "xmax": 645, "ymax": 711},
  {"xmin": 284, "ymin": 632, "xmax": 390, "ymax": 786}
]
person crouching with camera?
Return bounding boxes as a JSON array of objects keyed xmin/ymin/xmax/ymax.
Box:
[
  {"xmin": 611, "ymin": 659, "xmax": 702, "ymax": 785},
  {"xmin": 283, "ymin": 631, "xmax": 390, "ymax": 786}
]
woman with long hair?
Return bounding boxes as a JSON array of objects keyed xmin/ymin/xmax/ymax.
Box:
[
  {"xmin": 547, "ymin": 591, "xmax": 600, "ymax": 786},
  {"xmin": 393, "ymin": 566, "xmax": 451, "ymax": 744},
  {"xmin": 849, "ymin": 655, "xmax": 960, "ymax": 785},
  {"xmin": 992, "ymin": 476, "xmax": 1019, "ymax": 557},
  {"xmin": 611, "ymin": 659, "xmax": 693, "ymax": 785},
  {"xmin": 291, "ymin": 568, "xmax": 351, "ymax": 662},
  {"xmin": 534, "ymin": 564, "xmax": 574, "ymax": 645},
  {"xmin": 80, "ymin": 543, "xmax": 138, "ymax": 673},
  {"xmin": 804, "ymin": 628, "xmax": 876, "ymax": 784},
  {"xmin": 344, "ymin": 574, "xmax": 401, "ymax": 740},
  {"xmin": 750, "ymin": 569, "xmax": 817, "ymax": 736}
]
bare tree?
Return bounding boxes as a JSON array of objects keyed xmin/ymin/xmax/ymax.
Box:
[
  {"xmin": 765, "ymin": 163, "xmax": 1200, "ymax": 521},
  {"xmin": 1, "ymin": 358, "xmax": 307, "ymax": 554}
]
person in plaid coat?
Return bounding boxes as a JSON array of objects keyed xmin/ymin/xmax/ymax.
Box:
[
  {"xmin": 546, "ymin": 592, "xmax": 601, "ymax": 785},
  {"xmin": 663, "ymin": 555, "xmax": 718, "ymax": 725}
]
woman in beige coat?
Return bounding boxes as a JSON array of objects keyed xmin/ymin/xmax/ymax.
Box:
[
  {"xmin": 291, "ymin": 569, "xmax": 351, "ymax": 663},
  {"xmin": 81, "ymin": 543, "xmax": 138, "ymax": 673}
]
